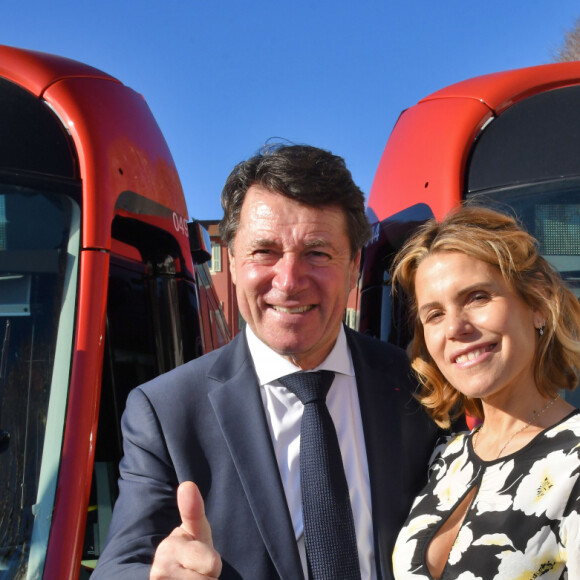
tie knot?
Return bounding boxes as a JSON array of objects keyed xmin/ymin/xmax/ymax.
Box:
[{"xmin": 278, "ymin": 370, "xmax": 335, "ymax": 404}]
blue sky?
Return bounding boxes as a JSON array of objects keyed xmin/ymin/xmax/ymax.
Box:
[{"xmin": 4, "ymin": 1, "xmax": 580, "ymax": 219}]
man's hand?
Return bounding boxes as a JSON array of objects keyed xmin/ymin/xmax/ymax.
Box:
[{"xmin": 150, "ymin": 481, "xmax": 223, "ymax": 579}]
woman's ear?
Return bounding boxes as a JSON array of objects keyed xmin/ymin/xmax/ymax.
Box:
[
  {"xmin": 530, "ymin": 272, "xmax": 551, "ymax": 327},
  {"xmin": 533, "ymin": 314, "xmax": 546, "ymax": 336}
]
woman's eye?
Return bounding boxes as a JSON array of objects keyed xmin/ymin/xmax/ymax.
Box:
[
  {"xmin": 470, "ymin": 292, "xmax": 489, "ymax": 304},
  {"xmin": 424, "ymin": 311, "xmax": 443, "ymax": 324}
]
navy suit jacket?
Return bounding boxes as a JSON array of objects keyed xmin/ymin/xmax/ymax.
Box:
[{"xmin": 92, "ymin": 327, "xmax": 440, "ymax": 580}]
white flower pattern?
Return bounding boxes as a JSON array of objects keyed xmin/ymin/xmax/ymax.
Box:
[
  {"xmin": 448, "ymin": 523, "xmax": 472, "ymax": 565},
  {"xmin": 473, "ymin": 459, "xmax": 514, "ymax": 515},
  {"xmin": 433, "ymin": 444, "xmax": 474, "ymax": 512},
  {"xmin": 513, "ymin": 450, "xmax": 579, "ymax": 519},
  {"xmin": 455, "ymin": 573, "xmax": 482, "ymax": 580},
  {"xmin": 472, "ymin": 533, "xmax": 513, "ymax": 549},
  {"xmin": 392, "ymin": 411, "xmax": 580, "ymax": 579},
  {"xmin": 494, "ymin": 526, "xmax": 565, "ymax": 579}
]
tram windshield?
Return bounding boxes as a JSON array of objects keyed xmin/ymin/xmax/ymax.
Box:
[
  {"xmin": 0, "ymin": 188, "xmax": 80, "ymax": 579},
  {"xmin": 469, "ymin": 178, "xmax": 580, "ymax": 299},
  {"xmin": 469, "ymin": 179, "xmax": 580, "ymax": 407}
]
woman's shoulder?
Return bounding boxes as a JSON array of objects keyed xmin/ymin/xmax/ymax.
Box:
[{"xmin": 543, "ymin": 409, "xmax": 580, "ymax": 446}]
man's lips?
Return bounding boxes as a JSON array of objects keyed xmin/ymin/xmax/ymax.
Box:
[{"xmin": 452, "ymin": 344, "xmax": 495, "ymax": 364}]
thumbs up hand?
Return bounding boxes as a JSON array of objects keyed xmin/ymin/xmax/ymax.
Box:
[{"xmin": 150, "ymin": 481, "xmax": 222, "ymax": 579}]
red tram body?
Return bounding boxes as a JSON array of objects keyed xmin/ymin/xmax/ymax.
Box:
[
  {"xmin": 361, "ymin": 62, "xmax": 580, "ymax": 410},
  {"xmin": 0, "ymin": 46, "xmax": 229, "ymax": 578}
]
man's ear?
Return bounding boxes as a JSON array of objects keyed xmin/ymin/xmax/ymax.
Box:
[
  {"xmin": 229, "ymin": 249, "xmax": 236, "ymax": 285},
  {"xmin": 348, "ymin": 249, "xmax": 362, "ymax": 291}
]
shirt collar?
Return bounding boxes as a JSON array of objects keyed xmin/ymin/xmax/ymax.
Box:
[{"xmin": 245, "ymin": 324, "xmax": 354, "ymax": 386}]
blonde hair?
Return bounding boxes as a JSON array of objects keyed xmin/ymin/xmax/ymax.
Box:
[{"xmin": 391, "ymin": 206, "xmax": 580, "ymax": 428}]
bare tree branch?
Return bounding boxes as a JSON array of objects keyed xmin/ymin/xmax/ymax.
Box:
[{"xmin": 553, "ymin": 16, "xmax": 580, "ymax": 62}]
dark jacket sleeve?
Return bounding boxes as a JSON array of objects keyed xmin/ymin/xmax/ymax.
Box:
[{"xmin": 91, "ymin": 386, "xmax": 181, "ymax": 578}]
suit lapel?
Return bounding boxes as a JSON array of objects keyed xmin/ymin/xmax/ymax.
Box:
[
  {"xmin": 346, "ymin": 329, "xmax": 403, "ymax": 580},
  {"xmin": 207, "ymin": 334, "xmax": 304, "ymax": 580}
]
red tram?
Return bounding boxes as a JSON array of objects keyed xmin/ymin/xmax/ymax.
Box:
[
  {"xmin": 360, "ymin": 61, "xmax": 580, "ymax": 409},
  {"xmin": 0, "ymin": 46, "xmax": 229, "ymax": 578}
]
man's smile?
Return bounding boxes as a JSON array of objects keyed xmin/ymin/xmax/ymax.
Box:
[{"xmin": 270, "ymin": 304, "xmax": 315, "ymax": 314}]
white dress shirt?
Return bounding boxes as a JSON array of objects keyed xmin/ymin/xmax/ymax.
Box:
[{"xmin": 246, "ymin": 325, "xmax": 377, "ymax": 580}]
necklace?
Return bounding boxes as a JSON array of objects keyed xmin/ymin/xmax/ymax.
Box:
[{"xmin": 474, "ymin": 395, "xmax": 560, "ymax": 459}]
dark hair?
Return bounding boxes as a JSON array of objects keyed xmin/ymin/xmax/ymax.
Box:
[
  {"xmin": 391, "ymin": 205, "xmax": 580, "ymax": 428},
  {"xmin": 219, "ymin": 144, "xmax": 371, "ymax": 256}
]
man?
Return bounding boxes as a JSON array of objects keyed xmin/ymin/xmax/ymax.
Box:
[{"xmin": 93, "ymin": 144, "xmax": 440, "ymax": 579}]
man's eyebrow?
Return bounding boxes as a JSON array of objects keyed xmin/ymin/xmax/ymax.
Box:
[
  {"xmin": 250, "ymin": 238, "xmax": 336, "ymax": 250},
  {"xmin": 304, "ymin": 238, "xmax": 333, "ymax": 249},
  {"xmin": 251, "ymin": 238, "xmax": 279, "ymax": 248}
]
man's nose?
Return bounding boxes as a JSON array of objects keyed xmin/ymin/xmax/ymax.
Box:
[{"xmin": 272, "ymin": 254, "xmax": 308, "ymax": 294}]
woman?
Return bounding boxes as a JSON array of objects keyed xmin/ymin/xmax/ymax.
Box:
[{"xmin": 390, "ymin": 206, "xmax": 580, "ymax": 579}]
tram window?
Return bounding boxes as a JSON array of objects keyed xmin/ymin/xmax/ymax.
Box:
[
  {"xmin": 469, "ymin": 185, "xmax": 580, "ymax": 299},
  {"xmin": 82, "ymin": 256, "xmax": 159, "ymax": 570},
  {"xmin": 178, "ymin": 280, "xmax": 204, "ymax": 362},
  {"xmin": 83, "ymin": 227, "xmax": 206, "ymax": 571},
  {"xmin": 107, "ymin": 259, "xmax": 158, "ymax": 396},
  {"xmin": 468, "ymin": 184, "xmax": 580, "ymax": 407},
  {"xmin": 536, "ymin": 203, "xmax": 580, "ymax": 254},
  {"xmin": 535, "ymin": 203, "xmax": 580, "ymax": 298},
  {"xmin": 359, "ymin": 203, "xmax": 433, "ymax": 345},
  {"xmin": 0, "ymin": 189, "xmax": 80, "ymax": 578}
]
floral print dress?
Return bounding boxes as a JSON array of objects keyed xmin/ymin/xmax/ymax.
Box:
[{"xmin": 392, "ymin": 410, "xmax": 580, "ymax": 580}]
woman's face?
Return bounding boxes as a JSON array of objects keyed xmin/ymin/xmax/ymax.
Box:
[{"xmin": 414, "ymin": 251, "xmax": 543, "ymax": 406}]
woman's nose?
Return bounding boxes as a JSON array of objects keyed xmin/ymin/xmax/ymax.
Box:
[{"xmin": 446, "ymin": 309, "xmax": 473, "ymax": 339}]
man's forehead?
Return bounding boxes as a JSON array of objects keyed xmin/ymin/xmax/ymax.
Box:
[{"xmin": 241, "ymin": 192, "xmax": 343, "ymax": 223}]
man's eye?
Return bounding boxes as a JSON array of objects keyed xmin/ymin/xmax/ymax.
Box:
[
  {"xmin": 251, "ymin": 249, "xmax": 277, "ymax": 261},
  {"xmin": 309, "ymin": 251, "xmax": 331, "ymax": 260}
]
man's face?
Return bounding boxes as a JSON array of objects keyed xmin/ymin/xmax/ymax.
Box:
[{"xmin": 229, "ymin": 185, "xmax": 361, "ymax": 369}]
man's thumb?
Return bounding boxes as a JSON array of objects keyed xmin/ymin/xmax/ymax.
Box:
[{"xmin": 177, "ymin": 481, "xmax": 213, "ymax": 546}]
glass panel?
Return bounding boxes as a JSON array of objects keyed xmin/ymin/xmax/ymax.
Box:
[
  {"xmin": 209, "ymin": 242, "xmax": 222, "ymax": 273},
  {"xmin": 358, "ymin": 203, "xmax": 434, "ymax": 345},
  {"xmin": 0, "ymin": 188, "xmax": 80, "ymax": 579},
  {"xmin": 468, "ymin": 179, "xmax": 580, "ymax": 406},
  {"xmin": 469, "ymin": 180, "xmax": 580, "ymax": 298},
  {"xmin": 82, "ymin": 253, "xmax": 206, "ymax": 572}
]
